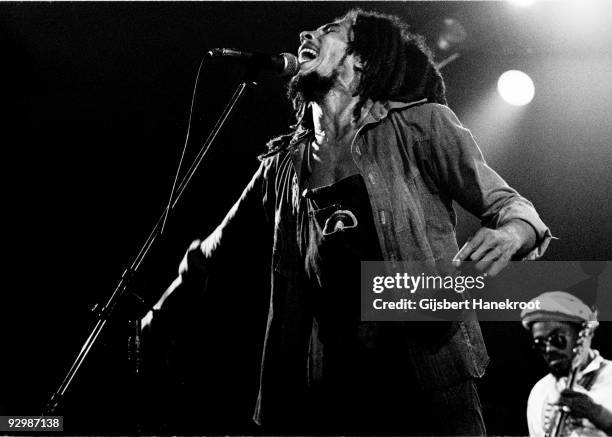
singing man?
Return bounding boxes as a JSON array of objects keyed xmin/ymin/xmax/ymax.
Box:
[{"xmin": 149, "ymin": 9, "xmax": 551, "ymax": 434}]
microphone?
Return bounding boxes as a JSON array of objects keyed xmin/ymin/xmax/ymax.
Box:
[{"xmin": 207, "ymin": 48, "xmax": 298, "ymax": 76}]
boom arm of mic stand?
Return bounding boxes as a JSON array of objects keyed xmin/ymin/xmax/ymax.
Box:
[{"xmin": 44, "ymin": 77, "xmax": 259, "ymax": 415}]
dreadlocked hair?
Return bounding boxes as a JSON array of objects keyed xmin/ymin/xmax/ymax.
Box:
[
  {"xmin": 261, "ymin": 9, "xmax": 447, "ymax": 159},
  {"xmin": 346, "ymin": 8, "xmax": 447, "ymax": 120}
]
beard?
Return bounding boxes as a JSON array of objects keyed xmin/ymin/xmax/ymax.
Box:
[
  {"xmin": 287, "ymin": 69, "xmax": 339, "ymax": 105},
  {"xmin": 546, "ymin": 355, "xmax": 571, "ymax": 379}
]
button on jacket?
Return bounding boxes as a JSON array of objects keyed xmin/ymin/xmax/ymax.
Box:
[{"xmin": 177, "ymin": 100, "xmax": 552, "ymax": 425}]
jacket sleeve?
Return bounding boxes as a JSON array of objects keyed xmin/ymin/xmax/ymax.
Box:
[
  {"xmin": 526, "ymin": 379, "xmax": 546, "ymax": 436},
  {"xmin": 139, "ymin": 157, "xmax": 277, "ymax": 424},
  {"xmin": 144, "ymin": 156, "xmax": 276, "ymax": 320},
  {"xmin": 427, "ymin": 104, "xmax": 552, "ymax": 260},
  {"xmin": 179, "ymin": 157, "xmax": 275, "ymax": 285}
]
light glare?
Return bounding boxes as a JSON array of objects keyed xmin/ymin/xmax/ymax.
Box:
[
  {"xmin": 497, "ymin": 70, "xmax": 535, "ymax": 106},
  {"xmin": 507, "ymin": 0, "xmax": 536, "ymax": 7}
]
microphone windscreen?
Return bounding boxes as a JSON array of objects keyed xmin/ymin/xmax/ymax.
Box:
[{"xmin": 281, "ymin": 53, "xmax": 299, "ymax": 76}]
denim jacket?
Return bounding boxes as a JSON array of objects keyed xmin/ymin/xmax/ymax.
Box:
[{"xmin": 174, "ymin": 100, "xmax": 551, "ymax": 425}]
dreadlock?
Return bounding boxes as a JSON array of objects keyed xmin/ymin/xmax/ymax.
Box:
[
  {"xmin": 346, "ymin": 9, "xmax": 447, "ymax": 120},
  {"xmin": 261, "ymin": 9, "xmax": 446, "ymax": 158}
]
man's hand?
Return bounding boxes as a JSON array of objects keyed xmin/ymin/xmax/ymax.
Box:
[
  {"xmin": 452, "ymin": 219, "xmax": 536, "ymax": 277},
  {"xmin": 557, "ymin": 388, "xmax": 612, "ymax": 433},
  {"xmin": 558, "ymin": 389, "xmax": 599, "ymax": 421}
]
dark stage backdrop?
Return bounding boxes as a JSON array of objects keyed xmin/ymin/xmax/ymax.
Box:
[{"xmin": 2, "ymin": 2, "xmax": 612, "ymax": 435}]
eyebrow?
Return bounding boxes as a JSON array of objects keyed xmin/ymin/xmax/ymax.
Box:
[{"xmin": 320, "ymin": 23, "xmax": 341, "ymax": 32}]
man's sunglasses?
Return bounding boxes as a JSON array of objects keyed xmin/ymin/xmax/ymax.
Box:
[{"xmin": 532, "ymin": 333, "xmax": 568, "ymax": 352}]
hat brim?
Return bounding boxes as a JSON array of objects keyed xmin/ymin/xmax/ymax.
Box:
[{"xmin": 521, "ymin": 310, "xmax": 586, "ymax": 329}]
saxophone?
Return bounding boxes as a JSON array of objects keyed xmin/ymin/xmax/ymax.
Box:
[{"xmin": 545, "ymin": 320, "xmax": 598, "ymax": 437}]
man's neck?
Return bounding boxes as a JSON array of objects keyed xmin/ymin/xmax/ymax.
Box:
[{"xmin": 311, "ymin": 89, "xmax": 362, "ymax": 147}]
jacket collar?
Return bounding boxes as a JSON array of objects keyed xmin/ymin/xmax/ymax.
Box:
[
  {"xmin": 363, "ymin": 98, "xmax": 428, "ymax": 125},
  {"xmin": 581, "ymin": 349, "xmax": 605, "ymax": 376},
  {"xmin": 288, "ymin": 98, "xmax": 428, "ymax": 148},
  {"xmin": 286, "ymin": 98, "xmax": 427, "ymax": 184}
]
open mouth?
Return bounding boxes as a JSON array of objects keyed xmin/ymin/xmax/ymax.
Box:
[{"xmin": 298, "ymin": 48, "xmax": 318, "ymax": 63}]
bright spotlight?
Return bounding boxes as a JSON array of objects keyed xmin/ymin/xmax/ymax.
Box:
[
  {"xmin": 507, "ymin": 0, "xmax": 536, "ymax": 7},
  {"xmin": 497, "ymin": 70, "xmax": 535, "ymax": 106}
]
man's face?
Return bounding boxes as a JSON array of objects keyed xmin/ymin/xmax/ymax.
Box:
[
  {"xmin": 297, "ymin": 17, "xmax": 355, "ymax": 78},
  {"xmin": 288, "ymin": 16, "xmax": 362, "ymax": 103},
  {"xmin": 531, "ymin": 321, "xmax": 581, "ymax": 378}
]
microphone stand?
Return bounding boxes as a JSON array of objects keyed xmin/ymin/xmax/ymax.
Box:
[{"xmin": 44, "ymin": 59, "xmax": 260, "ymax": 424}]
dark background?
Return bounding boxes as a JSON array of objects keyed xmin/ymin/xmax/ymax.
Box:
[{"xmin": 2, "ymin": 1, "xmax": 612, "ymax": 435}]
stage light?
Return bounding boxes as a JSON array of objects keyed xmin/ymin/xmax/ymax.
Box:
[
  {"xmin": 435, "ymin": 18, "xmax": 467, "ymax": 70},
  {"xmin": 497, "ymin": 70, "xmax": 535, "ymax": 106},
  {"xmin": 437, "ymin": 18, "xmax": 467, "ymax": 51},
  {"xmin": 507, "ymin": 0, "xmax": 536, "ymax": 7}
]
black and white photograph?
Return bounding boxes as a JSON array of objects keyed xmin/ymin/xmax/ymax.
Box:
[{"xmin": 2, "ymin": 1, "xmax": 612, "ymax": 435}]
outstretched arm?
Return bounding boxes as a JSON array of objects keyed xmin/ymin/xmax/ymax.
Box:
[{"xmin": 142, "ymin": 156, "xmax": 276, "ymax": 328}]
